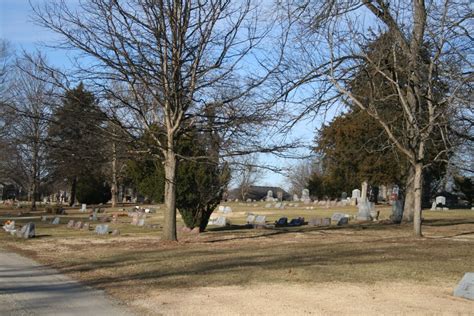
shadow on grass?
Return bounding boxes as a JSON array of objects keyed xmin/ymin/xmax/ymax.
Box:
[{"xmin": 422, "ymin": 218, "xmax": 474, "ymax": 227}]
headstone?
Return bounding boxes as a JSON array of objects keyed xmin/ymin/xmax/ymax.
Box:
[
  {"xmin": 137, "ymin": 218, "xmax": 146, "ymax": 226},
  {"xmin": 41, "ymin": 216, "xmax": 47, "ymax": 222},
  {"xmin": 435, "ymin": 196, "xmax": 446, "ymax": 206},
  {"xmin": 80, "ymin": 204, "xmax": 87, "ymax": 212},
  {"xmin": 95, "ymin": 224, "xmax": 109, "ymax": 235},
  {"xmin": 293, "ymin": 194, "xmax": 299, "ymax": 201},
  {"xmin": 218, "ymin": 205, "xmax": 225, "ymax": 212},
  {"xmin": 131, "ymin": 214, "xmax": 138, "ymax": 225},
  {"xmin": 255, "ymin": 215, "xmax": 266, "ymax": 224},
  {"xmin": 82, "ymin": 222, "xmax": 90, "ymax": 230},
  {"xmin": 67, "ymin": 220, "xmax": 75, "ymax": 228},
  {"xmin": 331, "ymin": 213, "xmax": 349, "ymax": 225},
  {"xmin": 351, "ymin": 189, "xmax": 361, "ymax": 205},
  {"xmin": 431, "ymin": 201, "xmax": 437, "ymax": 211},
  {"xmin": 341, "ymin": 192, "xmax": 348, "ymax": 199},
  {"xmin": 246, "ymin": 214, "xmax": 256, "ymax": 224},
  {"xmin": 223, "ymin": 206, "xmax": 232, "ymax": 214},
  {"xmin": 274, "ymin": 202, "xmax": 282, "ymax": 208},
  {"xmin": 453, "ymin": 272, "xmax": 474, "ymax": 300},
  {"xmin": 357, "ymin": 200, "xmax": 371, "ymax": 220},
  {"xmin": 17, "ymin": 222, "xmax": 35, "ymax": 239},
  {"xmin": 74, "ymin": 221, "xmax": 83, "ymax": 229},
  {"xmin": 51, "ymin": 217, "xmax": 60, "ymax": 225},
  {"xmin": 308, "ymin": 218, "xmax": 322, "ymax": 226},
  {"xmin": 214, "ymin": 216, "xmax": 227, "ymax": 226},
  {"xmin": 322, "ymin": 218, "xmax": 331, "ymax": 226},
  {"xmin": 265, "ymin": 203, "xmax": 272, "ymax": 208},
  {"xmin": 266, "ymin": 190, "xmax": 273, "ymax": 202},
  {"xmin": 390, "ymin": 200, "xmax": 403, "ymax": 223},
  {"xmin": 277, "ymin": 191, "xmax": 283, "ymax": 201},
  {"xmin": 301, "ymin": 189, "xmax": 311, "ymax": 204}
]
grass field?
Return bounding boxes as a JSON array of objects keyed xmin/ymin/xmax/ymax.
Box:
[{"xmin": 1, "ymin": 202, "xmax": 473, "ymax": 315}]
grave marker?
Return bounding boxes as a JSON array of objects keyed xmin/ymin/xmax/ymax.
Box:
[
  {"xmin": 453, "ymin": 273, "xmax": 474, "ymax": 300},
  {"xmin": 95, "ymin": 224, "xmax": 109, "ymax": 235}
]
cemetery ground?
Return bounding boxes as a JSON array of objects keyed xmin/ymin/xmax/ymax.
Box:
[{"xmin": 1, "ymin": 203, "xmax": 473, "ymax": 315}]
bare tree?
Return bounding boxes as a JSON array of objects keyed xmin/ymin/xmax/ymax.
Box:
[
  {"xmin": 6, "ymin": 56, "xmax": 54, "ymax": 210},
  {"xmin": 278, "ymin": 0, "xmax": 472, "ymax": 236},
  {"xmin": 231, "ymin": 154, "xmax": 262, "ymax": 201},
  {"xmin": 286, "ymin": 158, "xmax": 318, "ymax": 196},
  {"xmin": 34, "ymin": 0, "xmax": 288, "ymax": 240}
]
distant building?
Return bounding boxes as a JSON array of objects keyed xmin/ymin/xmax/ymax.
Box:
[{"xmin": 227, "ymin": 186, "xmax": 291, "ymax": 201}]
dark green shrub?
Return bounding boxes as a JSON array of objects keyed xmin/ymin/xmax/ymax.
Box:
[{"xmin": 76, "ymin": 175, "xmax": 111, "ymax": 204}]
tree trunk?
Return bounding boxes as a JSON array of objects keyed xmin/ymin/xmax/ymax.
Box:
[
  {"xmin": 413, "ymin": 162, "xmax": 423, "ymax": 237},
  {"xmin": 163, "ymin": 149, "xmax": 178, "ymax": 241},
  {"xmin": 69, "ymin": 176, "xmax": 77, "ymax": 207},
  {"xmin": 403, "ymin": 166, "xmax": 415, "ymax": 222},
  {"xmin": 111, "ymin": 141, "xmax": 118, "ymax": 208}
]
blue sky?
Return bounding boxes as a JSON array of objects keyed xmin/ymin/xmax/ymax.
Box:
[{"xmin": 0, "ymin": 0, "xmax": 338, "ymax": 190}]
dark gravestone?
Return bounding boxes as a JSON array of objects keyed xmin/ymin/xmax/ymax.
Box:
[
  {"xmin": 337, "ymin": 217, "xmax": 349, "ymax": 226},
  {"xmin": 453, "ymin": 273, "xmax": 474, "ymax": 300},
  {"xmin": 17, "ymin": 222, "xmax": 35, "ymax": 239}
]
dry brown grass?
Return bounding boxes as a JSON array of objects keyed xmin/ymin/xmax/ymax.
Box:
[{"xmin": 1, "ymin": 202, "xmax": 473, "ymax": 314}]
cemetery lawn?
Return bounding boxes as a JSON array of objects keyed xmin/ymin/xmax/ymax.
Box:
[{"xmin": 1, "ymin": 203, "xmax": 473, "ymax": 315}]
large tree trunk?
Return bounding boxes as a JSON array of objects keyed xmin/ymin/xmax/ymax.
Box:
[
  {"xmin": 163, "ymin": 148, "xmax": 178, "ymax": 241},
  {"xmin": 110, "ymin": 141, "xmax": 118, "ymax": 208},
  {"xmin": 413, "ymin": 162, "xmax": 423, "ymax": 237},
  {"xmin": 69, "ymin": 176, "xmax": 77, "ymax": 207},
  {"xmin": 403, "ymin": 166, "xmax": 415, "ymax": 222}
]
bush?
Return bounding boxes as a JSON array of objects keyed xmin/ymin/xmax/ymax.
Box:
[{"xmin": 76, "ymin": 175, "xmax": 111, "ymax": 204}]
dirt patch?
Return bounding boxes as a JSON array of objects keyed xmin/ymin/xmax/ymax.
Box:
[{"xmin": 132, "ymin": 282, "xmax": 474, "ymax": 315}]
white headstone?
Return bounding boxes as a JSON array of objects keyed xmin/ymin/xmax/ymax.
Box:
[
  {"xmin": 293, "ymin": 194, "xmax": 299, "ymax": 201},
  {"xmin": 352, "ymin": 189, "xmax": 361, "ymax": 199},
  {"xmin": 81, "ymin": 204, "xmax": 87, "ymax": 212},
  {"xmin": 266, "ymin": 190, "xmax": 273, "ymax": 202},
  {"xmin": 435, "ymin": 196, "xmax": 446, "ymax": 206},
  {"xmin": 223, "ymin": 206, "xmax": 232, "ymax": 214},
  {"xmin": 218, "ymin": 205, "xmax": 225, "ymax": 212},
  {"xmin": 431, "ymin": 201, "xmax": 437, "ymax": 210},
  {"xmin": 301, "ymin": 189, "xmax": 311, "ymax": 204},
  {"xmin": 361, "ymin": 181, "xmax": 368, "ymax": 202}
]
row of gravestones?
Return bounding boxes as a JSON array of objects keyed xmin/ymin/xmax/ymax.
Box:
[{"xmin": 64, "ymin": 219, "xmax": 119, "ymax": 236}]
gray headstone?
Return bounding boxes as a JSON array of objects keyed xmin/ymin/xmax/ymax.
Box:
[
  {"xmin": 137, "ymin": 218, "xmax": 146, "ymax": 227},
  {"xmin": 51, "ymin": 217, "xmax": 60, "ymax": 225},
  {"xmin": 95, "ymin": 224, "xmax": 109, "ymax": 235},
  {"xmin": 223, "ymin": 206, "xmax": 232, "ymax": 214},
  {"xmin": 390, "ymin": 200, "xmax": 403, "ymax": 223},
  {"xmin": 255, "ymin": 215, "xmax": 266, "ymax": 224},
  {"xmin": 453, "ymin": 272, "xmax": 474, "ymax": 300},
  {"xmin": 246, "ymin": 214, "xmax": 256, "ymax": 224},
  {"xmin": 331, "ymin": 213, "xmax": 348, "ymax": 225},
  {"xmin": 17, "ymin": 222, "xmax": 35, "ymax": 239},
  {"xmin": 67, "ymin": 220, "xmax": 75, "ymax": 228},
  {"xmin": 214, "ymin": 216, "xmax": 227, "ymax": 226}
]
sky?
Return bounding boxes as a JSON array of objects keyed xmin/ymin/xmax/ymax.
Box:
[{"xmin": 0, "ymin": 0, "xmax": 339, "ymax": 191}]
